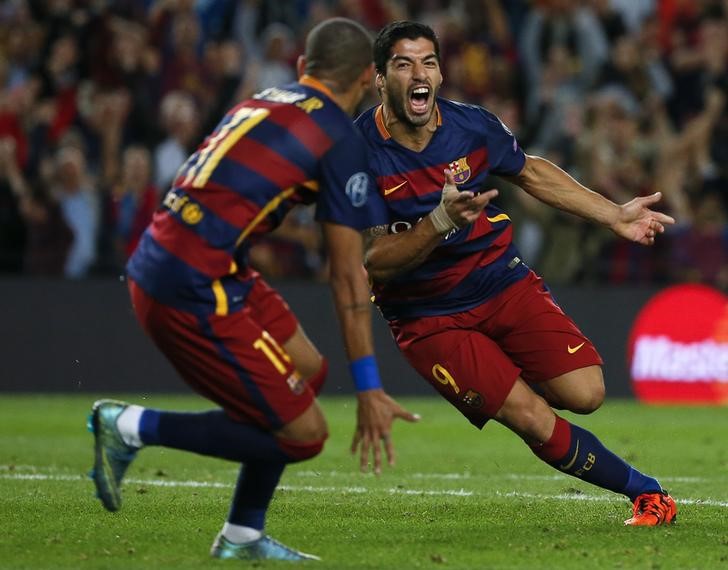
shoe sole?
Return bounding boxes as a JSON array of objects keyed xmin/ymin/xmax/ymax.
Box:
[{"xmin": 88, "ymin": 403, "xmax": 121, "ymax": 512}]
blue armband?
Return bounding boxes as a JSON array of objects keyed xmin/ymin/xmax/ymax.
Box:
[{"xmin": 349, "ymin": 355, "xmax": 382, "ymax": 392}]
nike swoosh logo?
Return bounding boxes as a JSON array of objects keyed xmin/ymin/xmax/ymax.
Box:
[
  {"xmin": 486, "ymin": 213, "xmax": 511, "ymax": 223},
  {"xmin": 559, "ymin": 439, "xmax": 580, "ymax": 470},
  {"xmin": 384, "ymin": 181, "xmax": 407, "ymax": 195},
  {"xmin": 568, "ymin": 342, "xmax": 585, "ymax": 354}
]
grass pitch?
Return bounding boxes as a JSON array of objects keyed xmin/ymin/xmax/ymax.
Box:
[{"xmin": 1, "ymin": 395, "xmax": 726, "ymax": 570}]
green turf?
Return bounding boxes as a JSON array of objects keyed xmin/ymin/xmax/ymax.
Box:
[{"xmin": 1, "ymin": 395, "xmax": 727, "ymax": 569}]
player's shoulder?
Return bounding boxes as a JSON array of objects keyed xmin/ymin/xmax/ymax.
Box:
[
  {"xmin": 253, "ymin": 81, "xmax": 354, "ymax": 137},
  {"xmin": 439, "ymin": 98, "xmax": 513, "ymax": 138},
  {"xmin": 353, "ymin": 105, "xmax": 377, "ymax": 134},
  {"xmin": 438, "ymin": 98, "xmax": 492, "ymax": 127}
]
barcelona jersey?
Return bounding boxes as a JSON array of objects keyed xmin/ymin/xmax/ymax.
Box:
[
  {"xmin": 355, "ymin": 98, "xmax": 529, "ymax": 321},
  {"xmin": 128, "ymin": 76, "xmax": 387, "ymax": 316}
]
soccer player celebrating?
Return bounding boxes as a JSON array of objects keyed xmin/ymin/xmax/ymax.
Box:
[
  {"xmin": 88, "ymin": 18, "xmax": 418, "ymax": 561},
  {"xmin": 356, "ymin": 21, "xmax": 677, "ymax": 526}
]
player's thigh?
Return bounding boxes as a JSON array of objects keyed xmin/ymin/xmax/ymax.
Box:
[
  {"xmin": 398, "ymin": 323, "xmax": 520, "ymax": 429},
  {"xmin": 497, "ymin": 277, "xmax": 603, "ymax": 384},
  {"xmin": 283, "ymin": 326, "xmax": 324, "ymax": 380},
  {"xmin": 131, "ymin": 283, "xmax": 316, "ymax": 432},
  {"xmin": 246, "ymin": 276, "xmax": 323, "ymax": 379}
]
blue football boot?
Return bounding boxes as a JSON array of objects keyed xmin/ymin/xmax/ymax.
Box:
[
  {"xmin": 210, "ymin": 534, "xmax": 320, "ymax": 561},
  {"xmin": 87, "ymin": 399, "xmax": 138, "ymax": 512}
]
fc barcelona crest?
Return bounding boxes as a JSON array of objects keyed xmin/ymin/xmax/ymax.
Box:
[{"xmin": 448, "ymin": 157, "xmax": 471, "ymax": 184}]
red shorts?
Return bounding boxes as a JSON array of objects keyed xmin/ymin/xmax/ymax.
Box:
[
  {"xmin": 390, "ymin": 272, "xmax": 603, "ymax": 428},
  {"xmin": 129, "ymin": 276, "xmax": 313, "ymax": 431}
]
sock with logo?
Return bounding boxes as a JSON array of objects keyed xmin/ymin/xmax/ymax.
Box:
[{"xmin": 529, "ymin": 416, "xmax": 663, "ymax": 501}]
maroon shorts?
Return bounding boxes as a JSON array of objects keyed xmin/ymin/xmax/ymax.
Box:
[
  {"xmin": 390, "ymin": 272, "xmax": 603, "ymax": 428},
  {"xmin": 129, "ymin": 276, "xmax": 313, "ymax": 431}
]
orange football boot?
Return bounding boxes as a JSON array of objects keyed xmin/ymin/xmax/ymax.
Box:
[{"xmin": 624, "ymin": 492, "xmax": 677, "ymax": 526}]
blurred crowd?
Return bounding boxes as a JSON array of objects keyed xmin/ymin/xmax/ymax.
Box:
[{"xmin": 0, "ymin": 0, "xmax": 726, "ymax": 288}]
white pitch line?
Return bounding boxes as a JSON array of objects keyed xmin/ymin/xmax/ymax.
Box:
[
  {"xmin": 294, "ymin": 470, "xmax": 711, "ymax": 484},
  {"xmin": 2, "ymin": 472, "xmax": 727, "ymax": 507},
  {"xmin": 500, "ymin": 491, "xmax": 728, "ymax": 508},
  {"xmin": 1, "ymin": 466, "xmax": 714, "ymax": 484}
]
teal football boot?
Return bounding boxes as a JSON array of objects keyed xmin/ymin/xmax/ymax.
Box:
[
  {"xmin": 211, "ymin": 534, "xmax": 320, "ymax": 561},
  {"xmin": 87, "ymin": 399, "xmax": 138, "ymax": 512}
]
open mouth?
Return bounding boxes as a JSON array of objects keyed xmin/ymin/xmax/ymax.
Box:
[{"xmin": 408, "ymin": 85, "xmax": 431, "ymax": 115}]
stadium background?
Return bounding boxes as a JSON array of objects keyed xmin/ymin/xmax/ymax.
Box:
[{"xmin": 1, "ymin": 0, "xmax": 726, "ymax": 399}]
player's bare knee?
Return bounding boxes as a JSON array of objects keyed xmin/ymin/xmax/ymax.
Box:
[
  {"xmin": 276, "ymin": 432, "xmax": 328, "ymax": 462},
  {"xmin": 573, "ymin": 383, "xmax": 605, "ymax": 414},
  {"xmin": 276, "ymin": 403, "xmax": 328, "ymax": 442},
  {"xmin": 571, "ymin": 372, "xmax": 605, "ymax": 414}
]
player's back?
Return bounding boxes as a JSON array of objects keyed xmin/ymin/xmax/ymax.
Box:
[{"xmin": 128, "ymin": 78, "xmax": 358, "ymax": 315}]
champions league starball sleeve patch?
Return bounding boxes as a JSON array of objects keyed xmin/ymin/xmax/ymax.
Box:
[{"xmin": 316, "ymin": 138, "xmax": 389, "ymax": 229}]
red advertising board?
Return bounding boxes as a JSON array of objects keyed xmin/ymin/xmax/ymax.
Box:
[{"xmin": 628, "ymin": 284, "xmax": 728, "ymax": 404}]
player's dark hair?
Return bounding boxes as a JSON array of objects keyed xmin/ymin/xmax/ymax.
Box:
[
  {"xmin": 304, "ymin": 18, "xmax": 373, "ymax": 93},
  {"xmin": 373, "ymin": 21, "xmax": 440, "ymax": 75}
]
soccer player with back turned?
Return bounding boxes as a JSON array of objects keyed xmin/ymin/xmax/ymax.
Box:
[
  {"xmin": 356, "ymin": 21, "xmax": 677, "ymax": 526},
  {"xmin": 88, "ymin": 18, "xmax": 418, "ymax": 562}
]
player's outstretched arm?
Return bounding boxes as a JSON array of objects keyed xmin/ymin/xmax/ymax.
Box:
[
  {"xmin": 364, "ymin": 170, "xmax": 498, "ymax": 283},
  {"xmin": 322, "ymin": 222, "xmax": 419, "ymax": 475},
  {"xmin": 506, "ymin": 155, "xmax": 675, "ymax": 245}
]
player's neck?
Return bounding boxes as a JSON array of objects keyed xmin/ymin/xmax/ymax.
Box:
[{"xmin": 382, "ymin": 104, "xmax": 437, "ymax": 152}]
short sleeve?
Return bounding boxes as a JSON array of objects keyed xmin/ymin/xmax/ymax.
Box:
[
  {"xmin": 478, "ymin": 108, "xmax": 526, "ymax": 176},
  {"xmin": 315, "ymin": 135, "xmax": 389, "ymax": 230}
]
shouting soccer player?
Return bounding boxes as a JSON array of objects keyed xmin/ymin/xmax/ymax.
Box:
[
  {"xmin": 356, "ymin": 21, "xmax": 677, "ymax": 526},
  {"xmin": 88, "ymin": 18, "xmax": 418, "ymax": 561}
]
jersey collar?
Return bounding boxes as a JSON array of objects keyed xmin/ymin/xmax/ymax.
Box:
[
  {"xmin": 298, "ymin": 75, "xmax": 335, "ymax": 100},
  {"xmin": 374, "ymin": 103, "xmax": 442, "ymax": 141}
]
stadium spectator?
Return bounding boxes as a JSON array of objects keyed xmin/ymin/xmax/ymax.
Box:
[
  {"xmin": 0, "ymin": 136, "xmax": 27, "ymax": 272},
  {"xmin": 237, "ymin": 23, "xmax": 296, "ymax": 100},
  {"xmin": 50, "ymin": 144, "xmax": 99, "ymax": 279},
  {"xmin": 88, "ymin": 17, "xmax": 416, "ymax": 562},
  {"xmin": 671, "ymin": 191, "xmax": 728, "ymax": 289},
  {"xmin": 109, "ymin": 145, "xmax": 159, "ymax": 262},
  {"xmin": 357, "ymin": 20, "xmax": 677, "ymax": 527},
  {"xmin": 0, "ymin": 134, "xmax": 74, "ymax": 275},
  {"xmin": 153, "ymin": 90, "xmax": 199, "ymax": 191},
  {"xmin": 248, "ymin": 205, "xmax": 327, "ymax": 281},
  {"xmin": 0, "ymin": 0, "xmax": 724, "ymax": 286},
  {"xmin": 520, "ymin": 0, "xmax": 609, "ymax": 151}
]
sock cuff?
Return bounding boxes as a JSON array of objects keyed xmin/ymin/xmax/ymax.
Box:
[
  {"xmin": 225, "ymin": 513, "xmax": 266, "ymax": 534},
  {"xmin": 116, "ymin": 404, "xmax": 145, "ymax": 448},
  {"xmin": 530, "ymin": 415, "xmax": 572, "ymax": 463},
  {"xmin": 139, "ymin": 409, "xmax": 161, "ymax": 445}
]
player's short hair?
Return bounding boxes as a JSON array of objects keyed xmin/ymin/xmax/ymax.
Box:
[
  {"xmin": 304, "ymin": 18, "xmax": 373, "ymax": 93},
  {"xmin": 374, "ymin": 21, "xmax": 440, "ymax": 75}
]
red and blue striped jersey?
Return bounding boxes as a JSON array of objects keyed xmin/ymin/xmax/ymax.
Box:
[
  {"xmin": 355, "ymin": 98, "xmax": 528, "ymax": 321},
  {"xmin": 128, "ymin": 76, "xmax": 387, "ymax": 316}
]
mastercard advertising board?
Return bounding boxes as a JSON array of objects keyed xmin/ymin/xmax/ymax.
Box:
[{"xmin": 628, "ymin": 284, "xmax": 728, "ymax": 404}]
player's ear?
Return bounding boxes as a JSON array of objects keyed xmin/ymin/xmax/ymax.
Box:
[
  {"xmin": 375, "ymin": 73, "xmax": 384, "ymax": 89},
  {"xmin": 296, "ymin": 55, "xmax": 307, "ymax": 78},
  {"xmin": 360, "ymin": 62, "xmax": 375, "ymax": 86}
]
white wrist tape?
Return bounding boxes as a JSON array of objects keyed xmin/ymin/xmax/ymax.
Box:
[{"xmin": 429, "ymin": 202, "xmax": 459, "ymax": 234}]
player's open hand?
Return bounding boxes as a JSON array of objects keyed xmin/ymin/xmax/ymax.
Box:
[
  {"xmin": 351, "ymin": 389, "xmax": 420, "ymax": 475},
  {"xmin": 435, "ymin": 169, "xmax": 498, "ymax": 232},
  {"xmin": 612, "ymin": 192, "xmax": 675, "ymax": 245}
]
